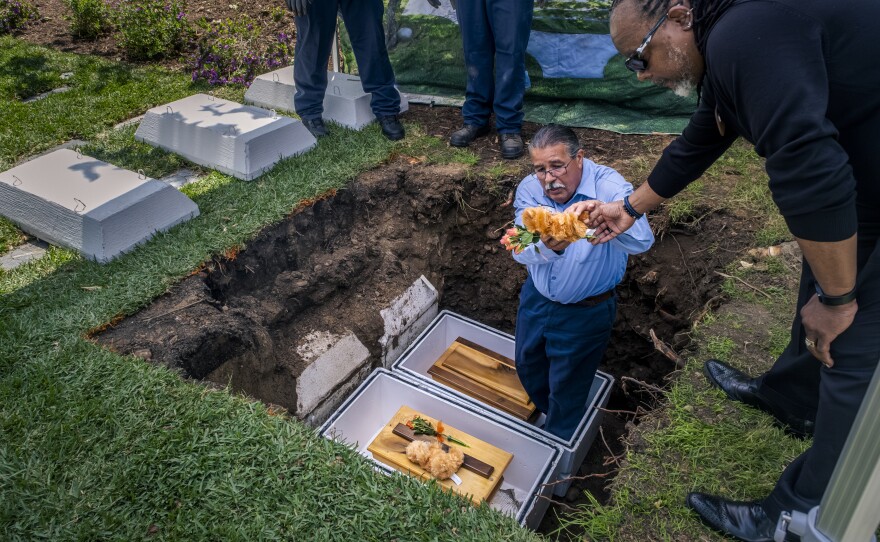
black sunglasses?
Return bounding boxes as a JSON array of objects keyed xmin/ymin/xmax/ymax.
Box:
[{"xmin": 624, "ymin": 2, "xmax": 683, "ymax": 73}]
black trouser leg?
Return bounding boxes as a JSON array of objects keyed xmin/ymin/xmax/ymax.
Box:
[
  {"xmin": 293, "ymin": 0, "xmax": 339, "ymax": 120},
  {"xmin": 763, "ymin": 233, "xmax": 880, "ymax": 518}
]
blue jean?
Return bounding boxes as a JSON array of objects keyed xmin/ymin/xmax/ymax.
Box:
[
  {"xmin": 515, "ymin": 277, "xmax": 616, "ymax": 440},
  {"xmin": 293, "ymin": 0, "xmax": 400, "ymax": 120},
  {"xmin": 457, "ymin": 0, "xmax": 534, "ymax": 133}
]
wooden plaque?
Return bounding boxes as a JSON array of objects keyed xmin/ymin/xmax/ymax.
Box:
[
  {"xmin": 428, "ymin": 338, "xmax": 536, "ymax": 420},
  {"xmin": 366, "ymin": 405, "xmax": 512, "ymax": 504}
]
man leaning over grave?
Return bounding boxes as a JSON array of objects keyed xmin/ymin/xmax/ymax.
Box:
[
  {"xmin": 509, "ymin": 124, "xmax": 653, "ymax": 440},
  {"xmin": 569, "ymin": 0, "xmax": 880, "ymax": 539}
]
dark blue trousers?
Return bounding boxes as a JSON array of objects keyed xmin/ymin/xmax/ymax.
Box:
[
  {"xmin": 457, "ymin": 0, "xmax": 534, "ymax": 133},
  {"xmin": 293, "ymin": 0, "xmax": 400, "ymax": 120},
  {"xmin": 515, "ymin": 277, "xmax": 616, "ymax": 441},
  {"xmin": 761, "ymin": 230, "xmax": 880, "ymax": 519}
]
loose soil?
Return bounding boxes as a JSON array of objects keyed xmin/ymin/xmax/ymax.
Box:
[{"xmin": 96, "ymin": 107, "xmax": 757, "ymax": 537}]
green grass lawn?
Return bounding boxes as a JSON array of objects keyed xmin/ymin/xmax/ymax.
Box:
[{"xmin": 0, "ymin": 38, "xmax": 537, "ymax": 541}]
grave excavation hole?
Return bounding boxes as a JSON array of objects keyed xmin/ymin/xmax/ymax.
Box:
[{"xmin": 97, "ymin": 159, "xmax": 749, "ymax": 534}]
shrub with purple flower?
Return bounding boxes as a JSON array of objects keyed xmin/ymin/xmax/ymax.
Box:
[
  {"xmin": 190, "ymin": 16, "xmax": 294, "ymax": 87},
  {"xmin": 111, "ymin": 0, "xmax": 189, "ymax": 60},
  {"xmin": 1, "ymin": 0, "xmax": 39, "ymax": 34}
]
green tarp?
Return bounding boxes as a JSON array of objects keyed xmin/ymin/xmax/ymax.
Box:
[{"xmin": 385, "ymin": 1, "xmax": 695, "ymax": 134}]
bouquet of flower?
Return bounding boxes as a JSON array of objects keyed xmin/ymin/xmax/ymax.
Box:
[
  {"xmin": 406, "ymin": 416, "xmax": 469, "ymax": 447},
  {"xmin": 500, "ymin": 207, "xmax": 593, "ymax": 254},
  {"xmin": 500, "ymin": 225, "xmax": 538, "ymax": 254}
]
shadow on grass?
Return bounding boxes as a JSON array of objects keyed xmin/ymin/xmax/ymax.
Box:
[{"xmin": 0, "ymin": 48, "xmax": 58, "ymax": 100}]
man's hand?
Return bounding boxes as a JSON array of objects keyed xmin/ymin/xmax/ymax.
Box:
[
  {"xmin": 801, "ymin": 295, "xmax": 858, "ymax": 368},
  {"xmin": 569, "ymin": 200, "xmax": 636, "ymax": 245},
  {"xmin": 427, "ymin": 0, "xmax": 442, "ymax": 8},
  {"xmin": 541, "ymin": 235, "xmax": 570, "ymax": 253},
  {"xmin": 287, "ymin": 0, "xmax": 312, "ymax": 17},
  {"xmin": 566, "ymin": 200, "xmax": 601, "ymax": 218}
]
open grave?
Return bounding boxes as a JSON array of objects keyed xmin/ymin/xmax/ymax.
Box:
[{"xmin": 95, "ymin": 155, "xmax": 752, "ymax": 533}]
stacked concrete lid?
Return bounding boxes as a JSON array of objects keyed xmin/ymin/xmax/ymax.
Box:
[
  {"xmin": 135, "ymin": 94, "xmax": 317, "ymax": 181},
  {"xmin": 245, "ymin": 69, "xmax": 409, "ymax": 130},
  {"xmin": 0, "ymin": 149, "xmax": 199, "ymax": 262}
]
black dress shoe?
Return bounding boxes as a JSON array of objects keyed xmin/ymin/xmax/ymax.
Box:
[
  {"xmin": 686, "ymin": 493, "xmax": 778, "ymax": 542},
  {"xmin": 378, "ymin": 115, "xmax": 405, "ymax": 141},
  {"xmin": 449, "ymin": 124, "xmax": 490, "ymax": 147},
  {"xmin": 704, "ymin": 359, "xmax": 814, "ymax": 438},
  {"xmin": 302, "ymin": 118, "xmax": 328, "ymax": 138},
  {"xmin": 500, "ymin": 132, "xmax": 524, "ymax": 159}
]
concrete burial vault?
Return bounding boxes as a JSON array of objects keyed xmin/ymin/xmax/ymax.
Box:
[
  {"xmin": 245, "ymin": 69, "xmax": 409, "ymax": 130},
  {"xmin": 135, "ymin": 94, "xmax": 317, "ymax": 181},
  {"xmin": 0, "ymin": 149, "xmax": 199, "ymax": 263}
]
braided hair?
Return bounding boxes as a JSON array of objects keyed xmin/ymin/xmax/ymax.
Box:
[{"xmin": 611, "ymin": 0, "xmax": 737, "ymax": 55}]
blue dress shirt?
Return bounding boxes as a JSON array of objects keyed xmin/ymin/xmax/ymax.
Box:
[{"xmin": 512, "ymin": 158, "xmax": 654, "ymax": 304}]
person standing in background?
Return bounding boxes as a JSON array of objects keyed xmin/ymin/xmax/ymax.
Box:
[
  {"xmin": 287, "ymin": 0, "xmax": 406, "ymax": 141},
  {"xmin": 439, "ymin": 0, "xmax": 533, "ymax": 159}
]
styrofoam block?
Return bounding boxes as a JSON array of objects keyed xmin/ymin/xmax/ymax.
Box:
[
  {"xmin": 135, "ymin": 94, "xmax": 316, "ymax": 181},
  {"xmin": 379, "ymin": 275, "xmax": 438, "ymax": 367},
  {"xmin": 303, "ymin": 363, "xmax": 372, "ymax": 428},
  {"xmin": 245, "ymin": 69, "xmax": 408, "ymax": 130},
  {"xmin": 0, "ymin": 149, "xmax": 199, "ymax": 263},
  {"xmin": 295, "ymin": 330, "xmax": 371, "ymax": 418}
]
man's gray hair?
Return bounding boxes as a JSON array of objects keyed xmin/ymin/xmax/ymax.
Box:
[{"xmin": 529, "ymin": 124, "xmax": 581, "ymax": 158}]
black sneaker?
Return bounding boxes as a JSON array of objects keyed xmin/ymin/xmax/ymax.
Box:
[
  {"xmin": 378, "ymin": 115, "xmax": 405, "ymax": 141},
  {"xmin": 302, "ymin": 118, "xmax": 328, "ymax": 138},
  {"xmin": 500, "ymin": 133, "xmax": 524, "ymax": 159},
  {"xmin": 449, "ymin": 124, "xmax": 490, "ymax": 147}
]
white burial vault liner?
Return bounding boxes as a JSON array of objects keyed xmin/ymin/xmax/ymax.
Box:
[
  {"xmin": 245, "ymin": 69, "xmax": 409, "ymax": 130},
  {"xmin": 319, "ymin": 369, "xmax": 562, "ymax": 529},
  {"xmin": 135, "ymin": 93, "xmax": 316, "ymax": 181},
  {"xmin": 392, "ymin": 310, "xmax": 613, "ymax": 497},
  {"xmin": 0, "ymin": 149, "xmax": 199, "ymax": 262}
]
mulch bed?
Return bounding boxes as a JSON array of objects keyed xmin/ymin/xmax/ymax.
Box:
[{"xmin": 13, "ymin": 0, "xmax": 294, "ymax": 69}]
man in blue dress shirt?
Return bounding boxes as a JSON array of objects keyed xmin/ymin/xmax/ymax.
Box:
[{"xmin": 512, "ymin": 124, "xmax": 654, "ymax": 440}]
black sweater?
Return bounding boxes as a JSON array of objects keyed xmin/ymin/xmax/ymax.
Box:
[{"xmin": 648, "ymin": 0, "xmax": 880, "ymax": 242}]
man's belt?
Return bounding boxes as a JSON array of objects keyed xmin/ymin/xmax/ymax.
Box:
[{"xmin": 571, "ymin": 288, "xmax": 615, "ymax": 307}]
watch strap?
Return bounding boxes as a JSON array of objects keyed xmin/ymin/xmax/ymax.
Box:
[{"xmin": 815, "ymin": 283, "xmax": 857, "ymax": 306}]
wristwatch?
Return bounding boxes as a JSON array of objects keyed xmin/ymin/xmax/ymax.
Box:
[{"xmin": 814, "ymin": 283, "xmax": 857, "ymax": 306}]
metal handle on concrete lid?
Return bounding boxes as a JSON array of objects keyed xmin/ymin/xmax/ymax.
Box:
[
  {"xmin": 138, "ymin": 169, "xmax": 146, "ymax": 180},
  {"xmin": 333, "ymin": 85, "xmax": 341, "ymax": 96},
  {"xmin": 272, "ymin": 72, "xmax": 280, "ymax": 82},
  {"xmin": 165, "ymin": 105, "xmax": 173, "ymax": 114},
  {"xmin": 270, "ymin": 109, "xmax": 277, "ymax": 119},
  {"xmin": 73, "ymin": 198, "xmax": 87, "ymax": 214},
  {"xmin": 12, "ymin": 175, "xmax": 22, "ymax": 186},
  {"xmin": 209, "ymin": 91, "xmax": 215, "ymax": 101},
  {"xmin": 75, "ymin": 147, "xmax": 83, "ymax": 159}
]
